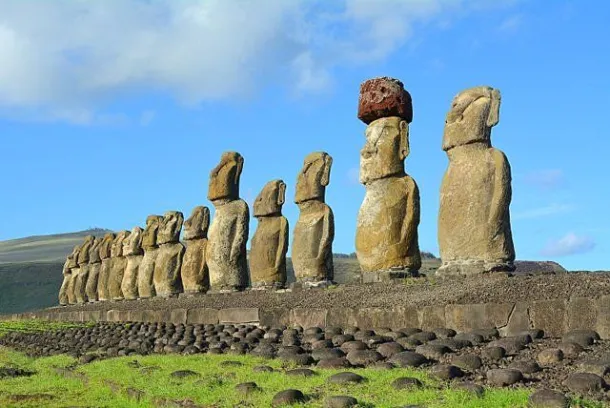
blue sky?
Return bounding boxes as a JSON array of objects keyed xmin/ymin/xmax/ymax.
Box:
[{"xmin": 1, "ymin": 0, "xmax": 608, "ymax": 271}]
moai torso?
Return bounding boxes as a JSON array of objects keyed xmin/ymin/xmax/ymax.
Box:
[
  {"xmin": 250, "ymin": 180, "xmax": 289, "ymax": 289},
  {"xmin": 85, "ymin": 237, "xmax": 103, "ymax": 302},
  {"xmin": 97, "ymin": 232, "xmax": 115, "ymax": 301},
  {"xmin": 74, "ymin": 235, "xmax": 94, "ymax": 303},
  {"xmin": 108, "ymin": 230, "xmax": 130, "ymax": 300},
  {"xmin": 206, "ymin": 152, "xmax": 250, "ymax": 292},
  {"xmin": 438, "ymin": 86, "xmax": 515, "ymax": 276},
  {"xmin": 121, "ymin": 226, "xmax": 144, "ymax": 300},
  {"xmin": 153, "ymin": 211, "xmax": 185, "ymax": 298},
  {"xmin": 138, "ymin": 215, "xmax": 162, "ymax": 298},
  {"xmin": 182, "ymin": 206, "xmax": 210, "ymax": 294},
  {"xmin": 291, "ymin": 152, "xmax": 334, "ymax": 285}
]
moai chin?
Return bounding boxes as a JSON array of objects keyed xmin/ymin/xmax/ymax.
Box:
[
  {"xmin": 292, "ymin": 152, "xmax": 335, "ymax": 286},
  {"xmin": 437, "ymin": 86, "xmax": 515, "ymax": 276},
  {"xmin": 181, "ymin": 206, "xmax": 210, "ymax": 295},
  {"xmin": 206, "ymin": 151, "xmax": 250, "ymax": 292},
  {"xmin": 96, "ymin": 232, "xmax": 115, "ymax": 301},
  {"xmin": 74, "ymin": 235, "xmax": 95, "ymax": 303},
  {"xmin": 355, "ymin": 77, "xmax": 421, "ymax": 281},
  {"xmin": 121, "ymin": 226, "xmax": 144, "ymax": 300},
  {"xmin": 108, "ymin": 230, "xmax": 130, "ymax": 301},
  {"xmin": 250, "ymin": 180, "xmax": 289, "ymax": 290},
  {"xmin": 85, "ymin": 237, "xmax": 103, "ymax": 302},
  {"xmin": 66, "ymin": 245, "xmax": 81, "ymax": 305},
  {"xmin": 153, "ymin": 211, "xmax": 185, "ymax": 298},
  {"xmin": 59, "ymin": 245, "xmax": 79, "ymax": 306},
  {"xmin": 138, "ymin": 215, "xmax": 163, "ymax": 298}
]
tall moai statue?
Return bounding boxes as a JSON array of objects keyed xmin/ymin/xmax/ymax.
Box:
[
  {"xmin": 206, "ymin": 152, "xmax": 250, "ymax": 292},
  {"xmin": 97, "ymin": 232, "xmax": 115, "ymax": 301},
  {"xmin": 59, "ymin": 245, "xmax": 79, "ymax": 305},
  {"xmin": 250, "ymin": 180, "xmax": 289, "ymax": 289},
  {"xmin": 66, "ymin": 245, "xmax": 81, "ymax": 305},
  {"xmin": 121, "ymin": 226, "xmax": 144, "ymax": 300},
  {"xmin": 292, "ymin": 152, "xmax": 334, "ymax": 286},
  {"xmin": 153, "ymin": 211, "xmax": 185, "ymax": 298},
  {"xmin": 181, "ymin": 206, "xmax": 210, "ymax": 295},
  {"xmin": 74, "ymin": 235, "xmax": 95, "ymax": 303},
  {"xmin": 85, "ymin": 237, "xmax": 103, "ymax": 302},
  {"xmin": 108, "ymin": 230, "xmax": 130, "ymax": 300},
  {"xmin": 355, "ymin": 77, "xmax": 421, "ymax": 281},
  {"xmin": 138, "ymin": 215, "xmax": 163, "ymax": 298},
  {"xmin": 437, "ymin": 86, "xmax": 515, "ymax": 276}
]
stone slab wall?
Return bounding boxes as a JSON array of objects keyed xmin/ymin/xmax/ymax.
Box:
[{"xmin": 3, "ymin": 295, "xmax": 610, "ymax": 339}]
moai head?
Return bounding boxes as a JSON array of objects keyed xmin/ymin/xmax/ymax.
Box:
[
  {"xmin": 110, "ymin": 230, "xmax": 130, "ymax": 258},
  {"xmin": 295, "ymin": 152, "xmax": 332, "ymax": 204},
  {"xmin": 123, "ymin": 226, "xmax": 144, "ymax": 256},
  {"xmin": 208, "ymin": 151, "xmax": 244, "ymax": 202},
  {"xmin": 254, "ymin": 180, "xmax": 286, "ymax": 217},
  {"xmin": 157, "ymin": 211, "xmax": 184, "ymax": 245},
  {"xmin": 89, "ymin": 237, "xmax": 103, "ymax": 264},
  {"xmin": 67, "ymin": 245, "xmax": 81, "ymax": 268},
  {"xmin": 183, "ymin": 206, "xmax": 210, "ymax": 241},
  {"xmin": 360, "ymin": 117, "xmax": 409, "ymax": 184},
  {"xmin": 99, "ymin": 233, "xmax": 116, "ymax": 260},
  {"xmin": 442, "ymin": 86, "xmax": 501, "ymax": 151},
  {"xmin": 77, "ymin": 235, "xmax": 95, "ymax": 265},
  {"xmin": 141, "ymin": 215, "xmax": 163, "ymax": 249}
]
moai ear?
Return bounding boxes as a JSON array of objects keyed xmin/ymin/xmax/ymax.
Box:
[
  {"xmin": 321, "ymin": 154, "xmax": 333, "ymax": 187},
  {"xmin": 277, "ymin": 181, "xmax": 286, "ymax": 206},
  {"xmin": 487, "ymin": 88, "xmax": 501, "ymax": 128},
  {"xmin": 234, "ymin": 155, "xmax": 244, "ymax": 185},
  {"xmin": 399, "ymin": 120, "xmax": 410, "ymax": 160}
]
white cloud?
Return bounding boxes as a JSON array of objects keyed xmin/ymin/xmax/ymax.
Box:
[
  {"xmin": 513, "ymin": 203, "xmax": 574, "ymax": 220},
  {"xmin": 540, "ymin": 232, "xmax": 596, "ymax": 257},
  {"xmin": 0, "ymin": 0, "xmax": 521, "ymax": 124},
  {"xmin": 523, "ymin": 169, "xmax": 566, "ymax": 190}
]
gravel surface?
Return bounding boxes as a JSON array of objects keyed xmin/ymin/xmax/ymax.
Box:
[{"xmin": 48, "ymin": 272, "xmax": 610, "ymax": 313}]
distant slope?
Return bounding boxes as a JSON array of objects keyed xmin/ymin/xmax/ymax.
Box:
[{"xmin": 0, "ymin": 229, "xmax": 112, "ymax": 264}]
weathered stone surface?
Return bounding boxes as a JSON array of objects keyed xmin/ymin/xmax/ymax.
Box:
[
  {"xmin": 437, "ymin": 86, "xmax": 515, "ymax": 276},
  {"xmin": 181, "ymin": 206, "xmax": 210, "ymax": 294},
  {"xmin": 290, "ymin": 308, "xmax": 327, "ymax": 328},
  {"xmin": 207, "ymin": 152, "xmax": 249, "ymax": 292},
  {"xmin": 74, "ymin": 235, "xmax": 95, "ymax": 303},
  {"xmin": 487, "ymin": 368, "xmax": 523, "ymax": 386},
  {"xmin": 292, "ymin": 152, "xmax": 334, "ymax": 284},
  {"xmin": 219, "ymin": 308, "xmax": 259, "ymax": 324},
  {"xmin": 121, "ymin": 226, "xmax": 144, "ymax": 300},
  {"xmin": 419, "ymin": 305, "xmax": 446, "ymax": 330},
  {"xmin": 499, "ymin": 302, "xmax": 531, "ymax": 337},
  {"xmin": 186, "ymin": 308, "xmax": 219, "ymax": 324},
  {"xmin": 356, "ymin": 113, "xmax": 421, "ymax": 275},
  {"xmin": 445, "ymin": 303, "xmax": 514, "ymax": 333},
  {"xmin": 358, "ymin": 77, "xmax": 413, "ymax": 124},
  {"xmin": 528, "ymin": 389, "xmax": 569, "ymax": 408},
  {"xmin": 564, "ymin": 372, "xmax": 606, "ymax": 394},
  {"xmin": 568, "ymin": 297, "xmax": 597, "ymax": 332},
  {"xmin": 153, "ymin": 211, "xmax": 185, "ymax": 298},
  {"xmin": 530, "ymin": 300, "xmax": 567, "ymax": 338},
  {"xmin": 96, "ymin": 233, "xmax": 115, "ymax": 302},
  {"xmin": 84, "ymin": 237, "xmax": 103, "ymax": 302},
  {"xmin": 59, "ymin": 246, "xmax": 79, "ymax": 305},
  {"xmin": 108, "ymin": 230, "xmax": 130, "ymax": 301},
  {"xmin": 250, "ymin": 180, "xmax": 289, "ymax": 289},
  {"xmin": 138, "ymin": 215, "xmax": 163, "ymax": 299},
  {"xmin": 170, "ymin": 309, "xmax": 187, "ymax": 325}
]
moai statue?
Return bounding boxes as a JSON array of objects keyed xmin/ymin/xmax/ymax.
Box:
[
  {"xmin": 437, "ymin": 86, "xmax": 515, "ymax": 276},
  {"xmin": 66, "ymin": 245, "xmax": 81, "ymax": 305},
  {"xmin": 97, "ymin": 232, "xmax": 116, "ymax": 301},
  {"xmin": 153, "ymin": 211, "xmax": 185, "ymax": 298},
  {"xmin": 355, "ymin": 77, "xmax": 421, "ymax": 281},
  {"xmin": 181, "ymin": 206, "xmax": 210, "ymax": 295},
  {"xmin": 250, "ymin": 180, "xmax": 289, "ymax": 289},
  {"xmin": 138, "ymin": 215, "xmax": 163, "ymax": 298},
  {"xmin": 121, "ymin": 226, "xmax": 144, "ymax": 300},
  {"xmin": 59, "ymin": 246, "xmax": 79, "ymax": 305},
  {"xmin": 74, "ymin": 235, "xmax": 95, "ymax": 303},
  {"xmin": 85, "ymin": 237, "xmax": 103, "ymax": 302},
  {"xmin": 292, "ymin": 152, "xmax": 334, "ymax": 287},
  {"xmin": 108, "ymin": 230, "xmax": 130, "ymax": 300},
  {"xmin": 206, "ymin": 152, "xmax": 250, "ymax": 292}
]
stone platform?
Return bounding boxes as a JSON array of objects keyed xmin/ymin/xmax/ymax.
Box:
[{"xmin": 3, "ymin": 272, "xmax": 610, "ymax": 339}]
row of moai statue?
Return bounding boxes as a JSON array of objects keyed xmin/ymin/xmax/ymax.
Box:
[{"xmin": 59, "ymin": 76, "xmax": 515, "ymax": 305}]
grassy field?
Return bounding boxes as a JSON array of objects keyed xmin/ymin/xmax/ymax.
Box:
[{"xmin": 0, "ymin": 321, "xmax": 602, "ymax": 408}]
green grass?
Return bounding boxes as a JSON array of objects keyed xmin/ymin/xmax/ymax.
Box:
[{"xmin": 0, "ymin": 320, "xmax": 90, "ymax": 337}]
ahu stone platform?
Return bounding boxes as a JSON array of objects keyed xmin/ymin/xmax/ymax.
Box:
[{"xmin": 4, "ymin": 273, "xmax": 610, "ymax": 339}]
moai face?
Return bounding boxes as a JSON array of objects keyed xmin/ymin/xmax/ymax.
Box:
[
  {"xmin": 77, "ymin": 235, "xmax": 95, "ymax": 265},
  {"xmin": 110, "ymin": 231, "xmax": 130, "ymax": 258},
  {"xmin": 295, "ymin": 152, "xmax": 332, "ymax": 204},
  {"xmin": 99, "ymin": 233, "xmax": 116, "ymax": 260},
  {"xmin": 157, "ymin": 211, "xmax": 184, "ymax": 245},
  {"xmin": 67, "ymin": 245, "xmax": 80, "ymax": 268},
  {"xmin": 141, "ymin": 215, "xmax": 163, "ymax": 249},
  {"xmin": 442, "ymin": 86, "xmax": 501, "ymax": 151},
  {"xmin": 123, "ymin": 227, "xmax": 144, "ymax": 256},
  {"xmin": 360, "ymin": 116, "xmax": 409, "ymax": 184},
  {"xmin": 254, "ymin": 180, "xmax": 286, "ymax": 217},
  {"xmin": 183, "ymin": 206, "xmax": 210, "ymax": 240},
  {"xmin": 208, "ymin": 151, "xmax": 244, "ymax": 202},
  {"xmin": 89, "ymin": 237, "xmax": 102, "ymax": 263}
]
